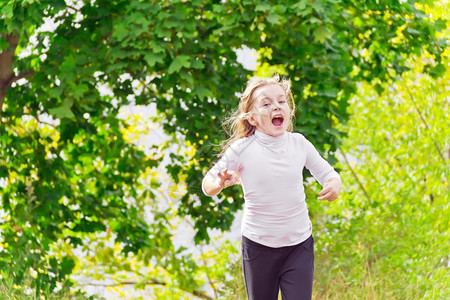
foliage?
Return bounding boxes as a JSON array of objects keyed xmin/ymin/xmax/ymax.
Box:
[
  {"xmin": 308, "ymin": 45, "xmax": 450, "ymax": 299},
  {"xmin": 70, "ymin": 199, "xmax": 244, "ymax": 299},
  {"xmin": 0, "ymin": 0, "xmax": 447, "ymax": 297},
  {"xmin": 0, "ymin": 273, "xmax": 91, "ymax": 300}
]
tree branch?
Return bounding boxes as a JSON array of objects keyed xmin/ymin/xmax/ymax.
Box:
[
  {"xmin": 0, "ymin": 33, "xmax": 20, "ymax": 117},
  {"xmin": 6, "ymin": 70, "xmax": 36, "ymax": 87},
  {"xmin": 66, "ymin": 5, "xmax": 81, "ymax": 12},
  {"xmin": 338, "ymin": 147, "xmax": 372, "ymax": 202},
  {"xmin": 0, "ymin": 70, "xmax": 36, "ymax": 117},
  {"xmin": 81, "ymin": 280, "xmax": 213, "ymax": 299},
  {"xmin": 426, "ymin": 255, "xmax": 448, "ymax": 280},
  {"xmin": 80, "ymin": 279, "xmax": 164, "ymax": 287},
  {"xmin": 404, "ymin": 85, "xmax": 447, "ymax": 163},
  {"xmin": 34, "ymin": 115, "xmax": 57, "ymax": 128},
  {"xmin": 199, "ymin": 245, "xmax": 219, "ymax": 299}
]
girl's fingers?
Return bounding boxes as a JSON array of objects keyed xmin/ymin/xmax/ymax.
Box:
[
  {"xmin": 217, "ymin": 170, "xmax": 240, "ymax": 188},
  {"xmin": 223, "ymin": 174, "xmax": 241, "ymax": 188},
  {"xmin": 229, "ymin": 177, "xmax": 238, "ymax": 185},
  {"xmin": 319, "ymin": 179, "xmax": 341, "ymax": 201},
  {"xmin": 224, "ymin": 177, "xmax": 237, "ymax": 188},
  {"xmin": 318, "ymin": 191, "xmax": 337, "ymax": 201},
  {"xmin": 319, "ymin": 186, "xmax": 331, "ymax": 196},
  {"xmin": 224, "ymin": 179, "xmax": 236, "ymax": 187},
  {"xmin": 317, "ymin": 195, "xmax": 337, "ymax": 202},
  {"xmin": 218, "ymin": 169, "xmax": 231, "ymax": 179}
]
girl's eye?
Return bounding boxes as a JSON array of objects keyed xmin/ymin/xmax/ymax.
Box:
[
  {"xmin": 263, "ymin": 103, "xmax": 270, "ymax": 107},
  {"xmin": 279, "ymin": 100, "xmax": 286, "ymax": 104}
]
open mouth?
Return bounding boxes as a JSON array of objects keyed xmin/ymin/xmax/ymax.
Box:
[{"xmin": 272, "ymin": 114, "xmax": 284, "ymax": 127}]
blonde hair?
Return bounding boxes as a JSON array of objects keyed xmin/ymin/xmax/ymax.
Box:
[{"xmin": 220, "ymin": 74, "xmax": 296, "ymax": 155}]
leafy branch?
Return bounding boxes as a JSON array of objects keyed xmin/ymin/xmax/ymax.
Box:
[
  {"xmin": 338, "ymin": 147, "xmax": 372, "ymax": 202},
  {"xmin": 404, "ymin": 85, "xmax": 447, "ymax": 163},
  {"xmin": 6, "ymin": 70, "xmax": 36, "ymax": 87}
]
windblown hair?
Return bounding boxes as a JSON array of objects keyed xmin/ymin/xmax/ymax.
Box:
[{"xmin": 220, "ymin": 74, "xmax": 296, "ymax": 155}]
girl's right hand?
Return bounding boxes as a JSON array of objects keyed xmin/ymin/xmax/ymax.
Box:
[{"xmin": 217, "ymin": 169, "xmax": 240, "ymax": 189}]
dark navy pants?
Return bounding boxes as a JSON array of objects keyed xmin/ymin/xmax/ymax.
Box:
[{"xmin": 241, "ymin": 235, "xmax": 314, "ymax": 300}]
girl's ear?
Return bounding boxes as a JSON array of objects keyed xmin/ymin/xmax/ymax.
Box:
[{"xmin": 247, "ymin": 114, "xmax": 257, "ymax": 126}]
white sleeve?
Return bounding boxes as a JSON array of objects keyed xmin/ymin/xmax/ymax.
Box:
[
  {"xmin": 201, "ymin": 143, "xmax": 242, "ymax": 195},
  {"xmin": 302, "ymin": 136, "xmax": 341, "ymax": 186}
]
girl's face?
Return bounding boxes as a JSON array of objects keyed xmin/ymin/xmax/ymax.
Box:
[{"xmin": 248, "ymin": 84, "xmax": 291, "ymax": 137}]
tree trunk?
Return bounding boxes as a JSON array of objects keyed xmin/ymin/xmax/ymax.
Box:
[{"xmin": 0, "ymin": 33, "xmax": 19, "ymax": 116}]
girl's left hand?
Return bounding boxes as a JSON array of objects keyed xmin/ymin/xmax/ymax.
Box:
[
  {"xmin": 318, "ymin": 177, "xmax": 342, "ymax": 202},
  {"xmin": 217, "ymin": 169, "xmax": 240, "ymax": 189}
]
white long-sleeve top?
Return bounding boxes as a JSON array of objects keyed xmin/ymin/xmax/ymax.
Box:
[{"xmin": 202, "ymin": 130, "xmax": 341, "ymax": 248}]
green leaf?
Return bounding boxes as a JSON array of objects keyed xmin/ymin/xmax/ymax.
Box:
[
  {"xmin": 0, "ymin": 35, "xmax": 7, "ymax": 50},
  {"xmin": 321, "ymin": 88, "xmax": 339, "ymax": 98},
  {"xmin": 1, "ymin": 4, "xmax": 14, "ymax": 19},
  {"xmin": 428, "ymin": 63, "xmax": 446, "ymax": 78},
  {"xmin": 406, "ymin": 27, "xmax": 422, "ymax": 35},
  {"xmin": 72, "ymin": 83, "xmax": 89, "ymax": 100},
  {"xmin": 373, "ymin": 83, "xmax": 384, "ymax": 95},
  {"xmin": 0, "ymin": 166, "xmax": 8, "ymax": 177},
  {"xmin": 109, "ymin": 220, "xmax": 121, "ymax": 230},
  {"xmin": 168, "ymin": 55, "xmax": 191, "ymax": 74},
  {"xmin": 113, "ymin": 23, "xmax": 128, "ymax": 40},
  {"xmin": 313, "ymin": 25, "xmax": 332, "ymax": 43},
  {"xmin": 191, "ymin": 59, "xmax": 205, "ymax": 69},
  {"xmin": 255, "ymin": 2, "xmax": 271, "ymax": 12},
  {"xmin": 433, "ymin": 19, "xmax": 447, "ymax": 31},
  {"xmin": 267, "ymin": 13, "xmax": 282, "ymax": 25},
  {"xmin": 354, "ymin": 17, "xmax": 364, "ymax": 28},
  {"xmin": 149, "ymin": 40, "xmax": 165, "ymax": 53},
  {"xmin": 144, "ymin": 52, "xmax": 164, "ymax": 67},
  {"xmin": 311, "ymin": 1, "xmax": 325, "ymax": 13},
  {"xmin": 291, "ymin": 0, "xmax": 308, "ymax": 11},
  {"xmin": 59, "ymin": 257, "xmax": 75, "ymax": 277},
  {"xmin": 59, "ymin": 55, "xmax": 76, "ymax": 74},
  {"xmin": 48, "ymin": 106, "xmax": 75, "ymax": 119},
  {"xmin": 291, "ymin": 0, "xmax": 311, "ymax": 16},
  {"xmin": 194, "ymin": 86, "xmax": 212, "ymax": 100}
]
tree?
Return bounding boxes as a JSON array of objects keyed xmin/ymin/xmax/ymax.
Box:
[{"xmin": 0, "ymin": 0, "xmax": 446, "ymax": 296}]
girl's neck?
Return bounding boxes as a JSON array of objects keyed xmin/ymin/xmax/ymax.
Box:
[
  {"xmin": 254, "ymin": 129, "xmax": 287, "ymax": 139},
  {"xmin": 254, "ymin": 130, "xmax": 287, "ymax": 149}
]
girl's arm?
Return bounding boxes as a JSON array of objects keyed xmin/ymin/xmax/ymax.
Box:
[
  {"xmin": 301, "ymin": 134, "xmax": 342, "ymax": 201},
  {"xmin": 202, "ymin": 139, "xmax": 242, "ymax": 197},
  {"xmin": 203, "ymin": 169, "xmax": 239, "ymax": 197}
]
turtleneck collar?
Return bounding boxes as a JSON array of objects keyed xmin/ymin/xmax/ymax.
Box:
[{"xmin": 254, "ymin": 129, "xmax": 287, "ymax": 149}]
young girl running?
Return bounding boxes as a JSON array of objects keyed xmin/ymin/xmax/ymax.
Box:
[{"xmin": 202, "ymin": 75, "xmax": 342, "ymax": 300}]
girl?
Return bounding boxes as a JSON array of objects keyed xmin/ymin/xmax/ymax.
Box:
[{"xmin": 202, "ymin": 75, "xmax": 342, "ymax": 300}]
